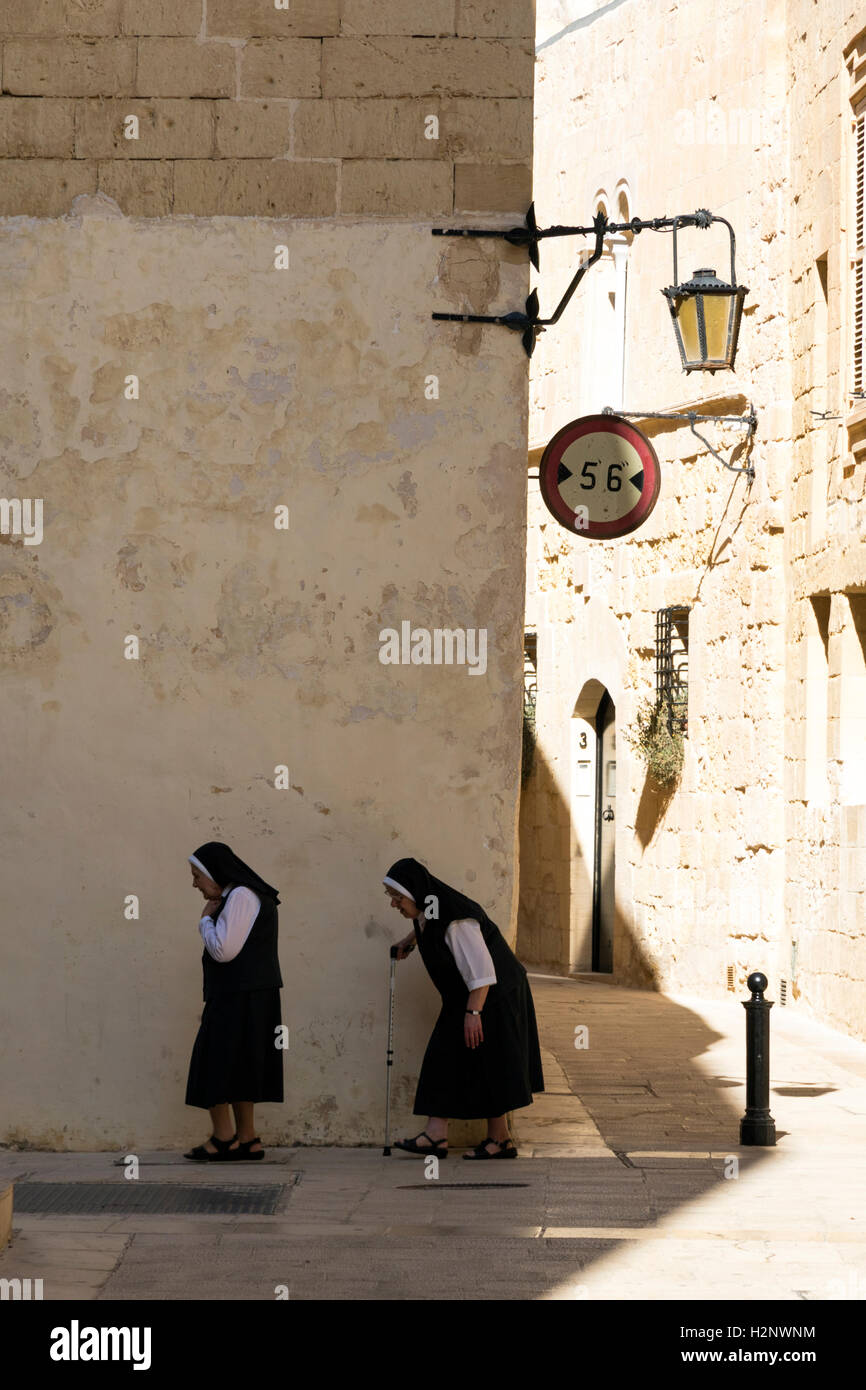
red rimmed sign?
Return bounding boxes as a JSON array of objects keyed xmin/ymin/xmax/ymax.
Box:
[{"xmin": 538, "ymin": 414, "xmax": 661, "ymax": 538}]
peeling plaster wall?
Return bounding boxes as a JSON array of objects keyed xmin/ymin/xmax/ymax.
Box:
[{"xmin": 0, "ymin": 201, "xmax": 529, "ymax": 1148}]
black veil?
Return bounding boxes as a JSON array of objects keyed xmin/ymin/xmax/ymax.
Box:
[
  {"xmin": 383, "ymin": 857, "xmax": 490, "ymax": 928},
  {"xmin": 190, "ymin": 841, "xmax": 281, "ymax": 905}
]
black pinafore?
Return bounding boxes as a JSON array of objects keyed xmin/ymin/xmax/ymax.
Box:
[
  {"xmin": 411, "ymin": 912, "xmax": 544, "ymax": 1119},
  {"xmin": 185, "ymin": 889, "xmax": 284, "ymax": 1110}
]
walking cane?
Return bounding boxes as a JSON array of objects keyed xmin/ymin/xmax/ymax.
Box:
[{"xmin": 383, "ymin": 944, "xmax": 399, "ymax": 1155}]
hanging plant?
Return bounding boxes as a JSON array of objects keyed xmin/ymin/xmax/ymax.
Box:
[
  {"xmin": 628, "ymin": 696, "xmax": 684, "ymax": 787},
  {"xmin": 521, "ymin": 711, "xmax": 536, "ymax": 784}
]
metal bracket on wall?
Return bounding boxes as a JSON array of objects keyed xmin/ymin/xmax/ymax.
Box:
[
  {"xmin": 601, "ymin": 405, "xmax": 758, "ymax": 480},
  {"xmin": 814, "ymin": 390, "xmax": 866, "ymax": 420},
  {"xmin": 430, "ymin": 210, "xmax": 608, "ymax": 358},
  {"xmin": 430, "ymin": 203, "xmax": 726, "ymax": 358}
]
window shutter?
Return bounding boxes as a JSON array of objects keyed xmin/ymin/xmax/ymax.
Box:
[{"xmin": 855, "ymin": 109, "xmax": 865, "ymax": 394}]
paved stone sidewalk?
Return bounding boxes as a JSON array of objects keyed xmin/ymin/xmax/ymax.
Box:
[{"xmin": 1, "ymin": 977, "xmax": 865, "ymax": 1300}]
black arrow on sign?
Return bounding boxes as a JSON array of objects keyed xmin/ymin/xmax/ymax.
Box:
[
  {"xmin": 629, "ymin": 469, "xmax": 643, "ymax": 492},
  {"xmin": 557, "ymin": 461, "xmax": 573, "ymax": 485}
]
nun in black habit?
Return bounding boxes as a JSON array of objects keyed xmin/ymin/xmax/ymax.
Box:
[
  {"xmin": 183, "ymin": 841, "xmax": 284, "ymax": 1161},
  {"xmin": 383, "ymin": 857, "xmax": 544, "ymax": 1159}
]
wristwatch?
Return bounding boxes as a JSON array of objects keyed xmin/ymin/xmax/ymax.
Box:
[{"xmin": 465, "ymin": 1009, "xmax": 481, "ymax": 1016}]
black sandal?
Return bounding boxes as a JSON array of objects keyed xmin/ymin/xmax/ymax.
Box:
[
  {"xmin": 393, "ymin": 1130, "xmax": 449, "ymax": 1157},
  {"xmin": 462, "ymin": 1137, "xmax": 518, "ymax": 1159},
  {"xmin": 183, "ymin": 1133, "xmax": 238, "ymax": 1162},
  {"xmin": 233, "ymin": 1137, "xmax": 265, "ymax": 1161}
]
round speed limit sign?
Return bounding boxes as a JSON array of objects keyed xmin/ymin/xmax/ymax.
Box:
[{"xmin": 538, "ymin": 414, "xmax": 661, "ymax": 538}]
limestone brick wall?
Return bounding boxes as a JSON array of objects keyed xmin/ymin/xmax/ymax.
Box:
[
  {"xmin": 783, "ymin": 3, "xmax": 866, "ymax": 1038},
  {"xmin": 521, "ymin": 0, "xmax": 866, "ymax": 1042},
  {"xmin": 521, "ymin": 0, "xmax": 792, "ymax": 1000},
  {"xmin": 0, "ymin": 2, "xmax": 535, "ymax": 1147},
  {"xmin": 0, "ymin": 1, "xmax": 533, "ymax": 216}
]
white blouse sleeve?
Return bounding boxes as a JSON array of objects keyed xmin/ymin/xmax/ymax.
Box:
[
  {"xmin": 444, "ymin": 918, "xmax": 497, "ymax": 990},
  {"xmin": 199, "ymin": 886, "xmax": 261, "ymax": 963}
]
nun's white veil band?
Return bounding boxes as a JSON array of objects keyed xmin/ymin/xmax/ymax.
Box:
[
  {"xmin": 189, "ymin": 854, "xmax": 215, "ymax": 879},
  {"xmin": 383, "ymin": 875, "xmax": 415, "ymax": 901}
]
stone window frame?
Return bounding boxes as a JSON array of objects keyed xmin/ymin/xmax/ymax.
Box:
[
  {"xmin": 803, "ymin": 594, "xmax": 831, "ymax": 806},
  {"xmin": 833, "ymin": 591, "xmax": 866, "ymax": 807},
  {"xmin": 806, "ymin": 589, "xmax": 866, "ymax": 808},
  {"xmin": 588, "ymin": 180, "xmax": 633, "ymax": 411}
]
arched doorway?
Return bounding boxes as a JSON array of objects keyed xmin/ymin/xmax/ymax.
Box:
[
  {"xmin": 571, "ymin": 681, "xmax": 616, "ymax": 974},
  {"xmin": 593, "ymin": 690, "xmax": 616, "ymax": 973}
]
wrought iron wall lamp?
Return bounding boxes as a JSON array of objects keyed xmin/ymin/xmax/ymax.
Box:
[{"xmin": 432, "ymin": 204, "xmax": 749, "ymax": 369}]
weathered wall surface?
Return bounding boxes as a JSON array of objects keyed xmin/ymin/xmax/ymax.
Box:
[
  {"xmin": 522, "ymin": 0, "xmax": 866, "ymax": 1042},
  {"xmin": 783, "ymin": 4, "xmax": 866, "ymax": 1038},
  {"xmin": 521, "ymin": 0, "xmax": 793, "ymax": 1001},
  {"xmin": 0, "ymin": 2, "xmax": 535, "ymax": 1147}
]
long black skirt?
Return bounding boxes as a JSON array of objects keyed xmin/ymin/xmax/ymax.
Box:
[
  {"xmin": 413, "ymin": 972, "xmax": 545, "ymax": 1119},
  {"xmin": 185, "ymin": 988, "xmax": 284, "ymax": 1110}
]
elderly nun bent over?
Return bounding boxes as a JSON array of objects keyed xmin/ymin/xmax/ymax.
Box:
[
  {"xmin": 384, "ymin": 857, "xmax": 544, "ymax": 1159},
  {"xmin": 184, "ymin": 841, "xmax": 284, "ymax": 1161}
]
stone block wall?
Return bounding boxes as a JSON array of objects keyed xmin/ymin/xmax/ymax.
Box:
[
  {"xmin": 521, "ymin": 0, "xmax": 866, "ymax": 1041},
  {"xmin": 522, "ymin": 0, "xmax": 790, "ymax": 998},
  {"xmin": 782, "ymin": 3, "xmax": 866, "ymax": 1039},
  {"xmin": 0, "ymin": 1, "xmax": 534, "ymax": 216}
]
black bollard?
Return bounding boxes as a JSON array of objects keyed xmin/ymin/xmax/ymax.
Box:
[{"xmin": 739, "ymin": 971, "xmax": 776, "ymax": 1146}]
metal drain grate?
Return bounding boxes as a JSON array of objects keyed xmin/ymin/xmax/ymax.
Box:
[
  {"xmin": 14, "ymin": 1182, "xmax": 287, "ymax": 1215},
  {"xmin": 397, "ymin": 1182, "xmax": 529, "ymax": 1190}
]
